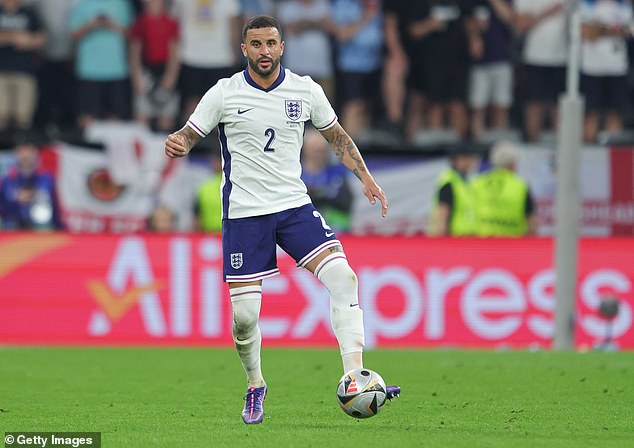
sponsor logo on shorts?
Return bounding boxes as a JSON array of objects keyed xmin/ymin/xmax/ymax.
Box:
[{"xmin": 230, "ymin": 253, "xmax": 243, "ymax": 269}]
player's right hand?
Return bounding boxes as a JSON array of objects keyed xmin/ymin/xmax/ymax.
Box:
[
  {"xmin": 164, "ymin": 133, "xmax": 190, "ymax": 158},
  {"xmin": 363, "ymin": 179, "xmax": 389, "ymax": 219}
]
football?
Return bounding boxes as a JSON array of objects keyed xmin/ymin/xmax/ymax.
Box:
[{"xmin": 336, "ymin": 368, "xmax": 387, "ymax": 418}]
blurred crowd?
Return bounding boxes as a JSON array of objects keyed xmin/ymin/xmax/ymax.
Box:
[
  {"xmin": 1, "ymin": 0, "xmax": 633, "ymax": 233},
  {"xmin": 0, "ymin": 0, "xmax": 633, "ymax": 145}
]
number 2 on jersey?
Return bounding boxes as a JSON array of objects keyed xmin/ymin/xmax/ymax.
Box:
[{"xmin": 264, "ymin": 128, "xmax": 276, "ymax": 152}]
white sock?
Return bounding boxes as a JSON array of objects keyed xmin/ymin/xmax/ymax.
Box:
[
  {"xmin": 231, "ymin": 285, "xmax": 265, "ymax": 388},
  {"xmin": 342, "ymin": 352, "xmax": 363, "ymax": 374},
  {"xmin": 315, "ymin": 254, "xmax": 365, "ymax": 373}
]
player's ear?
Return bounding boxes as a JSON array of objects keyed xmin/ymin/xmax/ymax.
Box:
[
  {"xmin": 280, "ymin": 40, "xmax": 284, "ymax": 56},
  {"xmin": 241, "ymin": 43, "xmax": 247, "ymax": 57}
]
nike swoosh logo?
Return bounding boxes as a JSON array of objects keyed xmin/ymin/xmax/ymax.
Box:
[
  {"xmin": 325, "ymin": 232, "xmax": 334, "ymax": 237},
  {"xmin": 237, "ymin": 108, "xmax": 254, "ymax": 115},
  {"xmin": 350, "ymin": 304, "xmax": 359, "ymax": 308}
]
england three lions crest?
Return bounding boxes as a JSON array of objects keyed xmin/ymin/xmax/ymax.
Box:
[
  {"xmin": 230, "ymin": 253, "xmax": 243, "ymax": 269},
  {"xmin": 285, "ymin": 100, "xmax": 302, "ymax": 121}
]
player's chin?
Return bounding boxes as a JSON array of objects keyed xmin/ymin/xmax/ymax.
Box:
[{"xmin": 257, "ymin": 60, "xmax": 275, "ymax": 74}]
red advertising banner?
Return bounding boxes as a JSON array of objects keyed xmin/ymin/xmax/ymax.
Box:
[{"xmin": 1, "ymin": 234, "xmax": 632, "ymax": 349}]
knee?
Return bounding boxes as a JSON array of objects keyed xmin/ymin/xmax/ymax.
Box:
[
  {"xmin": 316, "ymin": 256, "xmax": 358, "ymax": 301},
  {"xmin": 232, "ymin": 300, "xmax": 260, "ymax": 340},
  {"xmin": 333, "ymin": 263, "xmax": 357, "ymax": 295}
]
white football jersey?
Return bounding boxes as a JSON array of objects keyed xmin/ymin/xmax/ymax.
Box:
[{"xmin": 187, "ymin": 67, "xmax": 338, "ymax": 219}]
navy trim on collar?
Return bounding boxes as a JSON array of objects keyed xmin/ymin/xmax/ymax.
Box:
[{"xmin": 243, "ymin": 65, "xmax": 286, "ymax": 92}]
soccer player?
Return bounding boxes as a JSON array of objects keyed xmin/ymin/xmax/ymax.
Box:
[{"xmin": 164, "ymin": 15, "xmax": 400, "ymax": 425}]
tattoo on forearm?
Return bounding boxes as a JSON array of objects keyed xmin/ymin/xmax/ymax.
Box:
[
  {"xmin": 326, "ymin": 125, "xmax": 368, "ymax": 181},
  {"xmin": 178, "ymin": 125, "xmax": 201, "ymax": 149}
]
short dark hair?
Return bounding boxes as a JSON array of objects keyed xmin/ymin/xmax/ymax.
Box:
[{"xmin": 242, "ymin": 15, "xmax": 283, "ymax": 42}]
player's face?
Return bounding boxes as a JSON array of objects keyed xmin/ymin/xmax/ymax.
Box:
[{"xmin": 241, "ymin": 27, "xmax": 284, "ymax": 78}]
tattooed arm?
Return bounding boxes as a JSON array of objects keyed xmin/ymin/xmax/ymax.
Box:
[
  {"xmin": 320, "ymin": 122, "xmax": 389, "ymax": 217},
  {"xmin": 164, "ymin": 125, "xmax": 202, "ymax": 158}
]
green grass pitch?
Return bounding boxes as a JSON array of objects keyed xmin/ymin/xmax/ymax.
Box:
[{"xmin": 1, "ymin": 347, "xmax": 632, "ymax": 448}]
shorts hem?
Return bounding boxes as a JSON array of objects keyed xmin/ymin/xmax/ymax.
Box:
[
  {"xmin": 225, "ymin": 268, "xmax": 280, "ymax": 283},
  {"xmin": 297, "ymin": 240, "xmax": 342, "ymax": 267}
]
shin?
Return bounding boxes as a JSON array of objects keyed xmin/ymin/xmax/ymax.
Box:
[{"xmin": 314, "ymin": 254, "xmax": 365, "ymax": 373}]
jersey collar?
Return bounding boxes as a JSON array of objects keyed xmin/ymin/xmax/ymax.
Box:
[{"xmin": 243, "ymin": 65, "xmax": 286, "ymax": 92}]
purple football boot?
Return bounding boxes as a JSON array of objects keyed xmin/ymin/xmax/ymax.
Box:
[
  {"xmin": 386, "ymin": 385, "xmax": 401, "ymax": 400},
  {"xmin": 242, "ymin": 385, "xmax": 267, "ymax": 424}
]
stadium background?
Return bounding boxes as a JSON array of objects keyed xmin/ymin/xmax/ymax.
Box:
[
  {"xmin": 1, "ymin": 0, "xmax": 633, "ymax": 353},
  {"xmin": 1, "ymin": 2, "xmax": 633, "ymax": 446}
]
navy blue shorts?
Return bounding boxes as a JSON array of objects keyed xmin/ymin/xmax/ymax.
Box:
[
  {"xmin": 222, "ymin": 203, "xmax": 340, "ymax": 282},
  {"xmin": 338, "ymin": 70, "xmax": 380, "ymax": 103},
  {"xmin": 523, "ymin": 64, "xmax": 566, "ymax": 102},
  {"xmin": 581, "ymin": 74, "xmax": 628, "ymax": 113},
  {"xmin": 77, "ymin": 79, "xmax": 130, "ymax": 119}
]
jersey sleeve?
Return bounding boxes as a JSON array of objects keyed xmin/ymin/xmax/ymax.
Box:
[
  {"xmin": 187, "ymin": 83, "xmax": 224, "ymax": 137},
  {"xmin": 309, "ymin": 80, "xmax": 338, "ymax": 131}
]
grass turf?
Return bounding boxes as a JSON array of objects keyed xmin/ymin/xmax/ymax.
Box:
[{"xmin": 0, "ymin": 348, "xmax": 632, "ymax": 448}]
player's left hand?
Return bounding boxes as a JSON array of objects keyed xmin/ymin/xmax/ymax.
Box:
[{"xmin": 363, "ymin": 180, "xmax": 388, "ymax": 218}]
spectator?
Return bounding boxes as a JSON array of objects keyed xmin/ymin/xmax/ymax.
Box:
[
  {"xmin": 406, "ymin": 0, "xmax": 473, "ymax": 139},
  {"xmin": 382, "ymin": 0, "xmax": 425, "ymax": 141},
  {"xmin": 278, "ymin": 0, "xmax": 335, "ymax": 101},
  {"xmin": 428, "ymin": 144, "xmax": 479, "ymax": 236},
  {"xmin": 513, "ymin": 0, "xmax": 567, "ymax": 142},
  {"xmin": 0, "ymin": 0, "xmax": 46, "ymax": 135},
  {"xmin": 579, "ymin": 0, "xmax": 633, "ymax": 143},
  {"xmin": 172, "ymin": 0, "xmax": 241, "ymax": 120},
  {"xmin": 32, "ymin": 0, "xmax": 77, "ymax": 134},
  {"xmin": 332, "ymin": 0, "xmax": 383, "ymax": 139},
  {"xmin": 468, "ymin": 0, "xmax": 515, "ymax": 140},
  {"xmin": 147, "ymin": 204, "xmax": 177, "ymax": 232},
  {"xmin": 129, "ymin": 0, "xmax": 180, "ymax": 132},
  {"xmin": 194, "ymin": 152, "xmax": 223, "ymax": 233},
  {"xmin": 471, "ymin": 141, "xmax": 537, "ymax": 236},
  {"xmin": 69, "ymin": 0, "xmax": 134, "ymax": 129},
  {"xmin": 0, "ymin": 137, "xmax": 62, "ymax": 230},
  {"xmin": 240, "ymin": 0, "xmax": 275, "ymax": 22},
  {"xmin": 301, "ymin": 128, "xmax": 353, "ymax": 233}
]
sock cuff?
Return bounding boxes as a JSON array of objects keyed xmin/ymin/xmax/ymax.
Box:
[
  {"xmin": 314, "ymin": 253, "xmax": 348, "ymax": 280},
  {"xmin": 230, "ymin": 285, "xmax": 262, "ymax": 302}
]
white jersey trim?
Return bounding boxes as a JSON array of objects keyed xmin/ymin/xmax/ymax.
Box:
[
  {"xmin": 187, "ymin": 120, "xmax": 207, "ymax": 137},
  {"xmin": 315, "ymin": 116, "xmax": 337, "ymax": 131}
]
